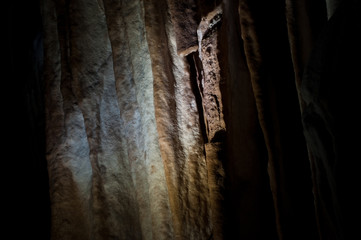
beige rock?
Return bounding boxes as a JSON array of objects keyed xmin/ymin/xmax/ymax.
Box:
[{"xmin": 43, "ymin": 0, "xmax": 220, "ymax": 239}]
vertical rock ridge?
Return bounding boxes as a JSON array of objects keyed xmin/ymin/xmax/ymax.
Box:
[
  {"xmin": 143, "ymin": 1, "xmax": 185, "ymax": 238},
  {"xmin": 325, "ymin": 0, "xmax": 342, "ymax": 19},
  {"xmin": 144, "ymin": 0, "xmax": 212, "ymax": 239},
  {"xmin": 43, "ymin": 0, "xmax": 143, "ymax": 238},
  {"xmin": 285, "ymin": 2, "xmax": 327, "ymax": 239},
  {"xmin": 102, "ymin": 1, "xmax": 153, "ymax": 239},
  {"xmin": 237, "ymin": 1, "xmax": 283, "ymax": 239},
  {"xmin": 204, "ymin": 142, "xmax": 225, "ymax": 240},
  {"xmin": 238, "ymin": 1, "xmax": 319, "ymax": 239},
  {"xmin": 219, "ymin": 1, "xmax": 279, "ymax": 239},
  {"xmin": 285, "ymin": 0, "xmax": 312, "ymax": 110},
  {"xmin": 192, "ymin": 5, "xmax": 226, "ymax": 239},
  {"xmin": 196, "ymin": 5, "xmax": 225, "ymax": 142},
  {"xmin": 66, "ymin": 0, "xmax": 140, "ymax": 238},
  {"xmin": 103, "ymin": 0, "xmax": 175, "ymax": 238},
  {"xmin": 285, "ymin": 0, "xmax": 327, "ymax": 111},
  {"xmin": 167, "ymin": 0, "xmax": 200, "ymax": 56}
]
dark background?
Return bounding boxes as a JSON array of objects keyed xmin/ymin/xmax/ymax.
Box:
[{"xmin": 5, "ymin": 0, "xmax": 50, "ymax": 239}]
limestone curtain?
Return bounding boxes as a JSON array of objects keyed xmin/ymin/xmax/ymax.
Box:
[{"xmin": 41, "ymin": 0, "xmax": 360, "ymax": 239}]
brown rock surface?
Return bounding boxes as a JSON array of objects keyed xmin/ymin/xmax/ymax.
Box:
[{"xmin": 33, "ymin": 0, "xmax": 357, "ymax": 239}]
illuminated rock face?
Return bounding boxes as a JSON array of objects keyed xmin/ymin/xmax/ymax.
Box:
[
  {"xmin": 41, "ymin": 0, "xmax": 359, "ymax": 239},
  {"xmin": 43, "ymin": 0, "xmax": 223, "ymax": 239}
]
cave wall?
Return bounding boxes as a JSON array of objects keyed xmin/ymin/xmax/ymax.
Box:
[
  {"xmin": 9, "ymin": 0, "xmax": 360, "ymax": 239},
  {"xmin": 42, "ymin": 0, "xmax": 217, "ymax": 239}
]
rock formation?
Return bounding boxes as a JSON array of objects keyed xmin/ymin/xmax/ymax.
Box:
[{"xmin": 9, "ymin": 0, "xmax": 359, "ymax": 239}]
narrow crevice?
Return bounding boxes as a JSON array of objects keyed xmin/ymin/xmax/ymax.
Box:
[{"xmin": 187, "ymin": 53, "xmax": 208, "ymax": 144}]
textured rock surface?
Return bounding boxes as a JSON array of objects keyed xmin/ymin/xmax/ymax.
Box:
[
  {"xmin": 167, "ymin": 0, "xmax": 199, "ymax": 55},
  {"xmin": 43, "ymin": 0, "xmax": 143, "ymax": 238},
  {"xmin": 34, "ymin": 0, "xmax": 358, "ymax": 239},
  {"xmin": 144, "ymin": 0, "xmax": 212, "ymax": 239},
  {"xmin": 197, "ymin": 5, "xmax": 225, "ymax": 142},
  {"xmin": 42, "ymin": 0, "xmax": 216, "ymax": 239}
]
